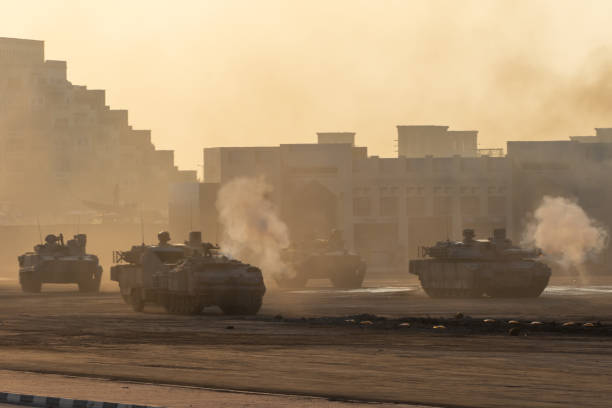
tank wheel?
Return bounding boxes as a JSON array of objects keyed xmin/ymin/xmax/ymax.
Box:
[
  {"xmin": 130, "ymin": 289, "xmax": 145, "ymax": 312},
  {"xmin": 21, "ymin": 277, "xmax": 42, "ymax": 293},
  {"xmin": 331, "ymin": 269, "xmax": 365, "ymax": 289},
  {"xmin": 219, "ymin": 294, "xmax": 263, "ymax": 316},
  {"xmin": 164, "ymin": 295, "xmax": 201, "ymax": 315}
]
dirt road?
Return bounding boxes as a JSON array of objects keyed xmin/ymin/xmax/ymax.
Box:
[{"xmin": 0, "ymin": 276, "xmax": 611, "ymax": 408}]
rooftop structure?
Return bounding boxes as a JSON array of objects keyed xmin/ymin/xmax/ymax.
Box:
[{"xmin": 397, "ymin": 125, "xmax": 478, "ymax": 158}]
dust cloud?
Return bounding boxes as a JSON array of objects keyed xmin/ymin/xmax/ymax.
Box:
[
  {"xmin": 215, "ymin": 177, "xmax": 291, "ymax": 279},
  {"xmin": 522, "ymin": 196, "xmax": 608, "ymax": 274}
]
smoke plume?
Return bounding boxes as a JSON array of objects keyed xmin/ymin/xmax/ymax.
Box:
[
  {"xmin": 522, "ymin": 196, "xmax": 608, "ymax": 271},
  {"xmin": 215, "ymin": 177, "xmax": 291, "ymax": 279}
]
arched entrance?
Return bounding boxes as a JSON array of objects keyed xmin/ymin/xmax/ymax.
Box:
[{"xmin": 283, "ymin": 180, "xmax": 338, "ymax": 242}]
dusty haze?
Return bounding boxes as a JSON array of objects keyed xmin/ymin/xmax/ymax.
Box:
[
  {"xmin": 522, "ymin": 196, "xmax": 609, "ymax": 276},
  {"xmin": 4, "ymin": 0, "xmax": 612, "ymax": 174},
  {"xmin": 216, "ymin": 177, "xmax": 291, "ymax": 280}
]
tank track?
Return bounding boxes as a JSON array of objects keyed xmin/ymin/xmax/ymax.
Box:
[{"xmin": 418, "ymin": 272, "xmax": 550, "ymax": 299}]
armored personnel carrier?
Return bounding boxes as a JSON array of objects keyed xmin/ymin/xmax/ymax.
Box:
[
  {"xmin": 409, "ymin": 228, "xmax": 551, "ymax": 298},
  {"xmin": 110, "ymin": 231, "xmax": 266, "ymax": 315},
  {"xmin": 275, "ymin": 230, "xmax": 367, "ymax": 289},
  {"xmin": 17, "ymin": 233, "xmax": 102, "ymax": 293}
]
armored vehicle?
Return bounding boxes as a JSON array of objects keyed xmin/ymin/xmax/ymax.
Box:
[
  {"xmin": 409, "ymin": 228, "xmax": 551, "ymax": 298},
  {"xmin": 17, "ymin": 233, "xmax": 102, "ymax": 293},
  {"xmin": 110, "ymin": 231, "xmax": 266, "ymax": 315},
  {"xmin": 275, "ymin": 230, "xmax": 367, "ymax": 289}
]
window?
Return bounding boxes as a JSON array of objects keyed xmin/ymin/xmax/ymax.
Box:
[
  {"xmin": 433, "ymin": 197, "xmax": 452, "ymax": 216},
  {"xmin": 353, "ymin": 197, "xmax": 371, "ymax": 216},
  {"xmin": 460, "ymin": 196, "xmax": 480, "ymax": 215},
  {"xmin": 488, "ymin": 196, "xmax": 506, "ymax": 216},
  {"xmin": 380, "ymin": 196, "xmax": 398, "ymax": 216},
  {"xmin": 406, "ymin": 196, "xmax": 426, "ymax": 216}
]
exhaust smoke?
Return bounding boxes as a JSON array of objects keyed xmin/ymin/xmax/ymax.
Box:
[
  {"xmin": 522, "ymin": 196, "xmax": 608, "ymax": 274},
  {"xmin": 215, "ymin": 177, "xmax": 291, "ymax": 280}
]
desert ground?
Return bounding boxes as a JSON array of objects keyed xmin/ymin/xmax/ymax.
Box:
[{"xmin": 0, "ymin": 274, "xmax": 611, "ymax": 408}]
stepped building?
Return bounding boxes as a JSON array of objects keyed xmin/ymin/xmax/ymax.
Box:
[{"xmin": 0, "ymin": 37, "xmax": 196, "ymax": 223}]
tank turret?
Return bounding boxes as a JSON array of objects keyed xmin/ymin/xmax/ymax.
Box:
[
  {"xmin": 18, "ymin": 233, "xmax": 102, "ymax": 293},
  {"xmin": 422, "ymin": 228, "xmax": 543, "ymax": 261},
  {"xmin": 410, "ymin": 229, "xmax": 551, "ymax": 298},
  {"xmin": 275, "ymin": 230, "xmax": 367, "ymax": 289}
]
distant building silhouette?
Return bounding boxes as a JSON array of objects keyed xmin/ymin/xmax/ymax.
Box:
[
  {"xmin": 0, "ymin": 37, "xmax": 195, "ymax": 222},
  {"xmin": 170, "ymin": 128, "xmax": 511, "ymax": 269}
]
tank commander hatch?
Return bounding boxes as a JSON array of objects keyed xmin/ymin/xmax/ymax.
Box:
[
  {"xmin": 157, "ymin": 231, "xmax": 171, "ymax": 246},
  {"xmin": 185, "ymin": 231, "xmax": 219, "ymax": 256}
]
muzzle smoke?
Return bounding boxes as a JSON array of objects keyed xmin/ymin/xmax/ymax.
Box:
[
  {"xmin": 215, "ymin": 177, "xmax": 291, "ymax": 279},
  {"xmin": 522, "ymin": 196, "xmax": 608, "ymax": 271}
]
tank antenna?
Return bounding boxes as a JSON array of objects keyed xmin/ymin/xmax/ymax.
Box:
[
  {"xmin": 189, "ymin": 201, "xmax": 193, "ymax": 232},
  {"xmin": 445, "ymin": 216, "xmax": 450, "ymax": 241},
  {"xmin": 140, "ymin": 212, "xmax": 145, "ymax": 245},
  {"xmin": 36, "ymin": 216, "xmax": 42, "ymax": 245}
]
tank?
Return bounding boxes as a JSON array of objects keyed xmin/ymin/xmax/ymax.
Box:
[
  {"xmin": 275, "ymin": 230, "xmax": 367, "ymax": 289},
  {"xmin": 17, "ymin": 233, "xmax": 102, "ymax": 293},
  {"xmin": 409, "ymin": 228, "xmax": 551, "ymax": 298},
  {"xmin": 110, "ymin": 231, "xmax": 266, "ymax": 315}
]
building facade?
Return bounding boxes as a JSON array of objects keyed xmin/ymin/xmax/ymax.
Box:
[
  {"xmin": 171, "ymin": 127, "xmax": 512, "ymax": 269},
  {"xmin": 508, "ymin": 128, "xmax": 612, "ymax": 270},
  {"xmin": 0, "ymin": 37, "xmax": 196, "ymax": 223}
]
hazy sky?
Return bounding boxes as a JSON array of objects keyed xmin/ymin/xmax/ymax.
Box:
[{"xmin": 4, "ymin": 0, "xmax": 612, "ymax": 174}]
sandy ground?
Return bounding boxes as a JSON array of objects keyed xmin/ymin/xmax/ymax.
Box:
[{"xmin": 0, "ymin": 275, "xmax": 610, "ymax": 408}]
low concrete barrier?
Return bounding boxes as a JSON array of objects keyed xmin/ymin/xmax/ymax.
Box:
[{"xmin": 0, "ymin": 392, "xmax": 163, "ymax": 408}]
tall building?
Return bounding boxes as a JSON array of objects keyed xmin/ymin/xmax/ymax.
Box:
[
  {"xmin": 171, "ymin": 128, "xmax": 511, "ymax": 269},
  {"xmin": 0, "ymin": 37, "xmax": 196, "ymax": 222}
]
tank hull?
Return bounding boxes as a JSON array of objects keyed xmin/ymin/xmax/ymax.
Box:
[
  {"xmin": 275, "ymin": 253, "xmax": 366, "ymax": 289},
  {"xmin": 409, "ymin": 259, "xmax": 551, "ymax": 298},
  {"xmin": 111, "ymin": 256, "xmax": 266, "ymax": 315},
  {"xmin": 18, "ymin": 254, "xmax": 102, "ymax": 293}
]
